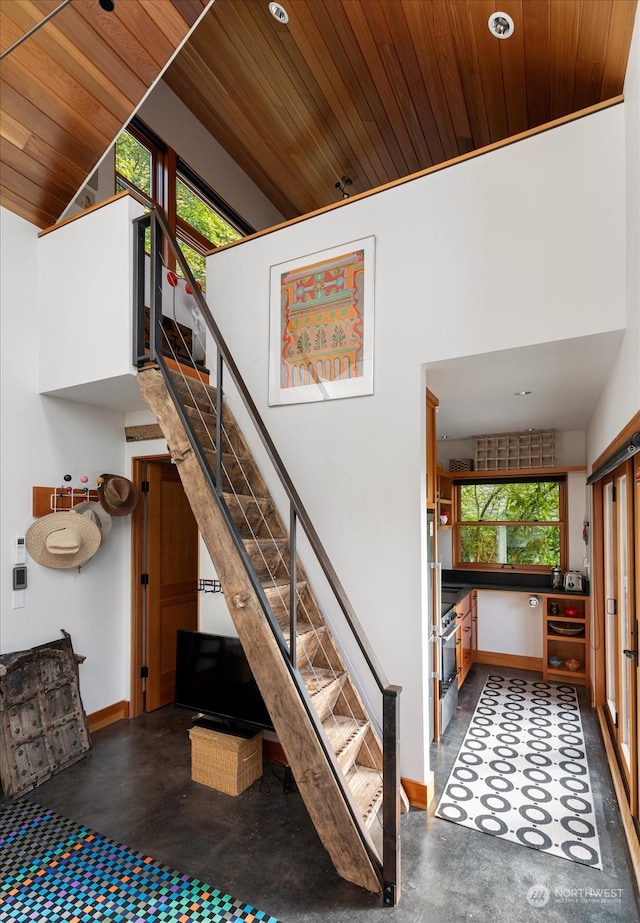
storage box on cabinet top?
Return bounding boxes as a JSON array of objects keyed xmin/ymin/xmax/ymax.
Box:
[
  {"xmin": 448, "ymin": 458, "xmax": 474, "ymax": 472},
  {"xmin": 189, "ymin": 725, "xmax": 263, "ymax": 796}
]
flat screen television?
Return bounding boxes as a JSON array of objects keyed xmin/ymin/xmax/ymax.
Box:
[{"xmin": 175, "ymin": 630, "xmax": 274, "ymax": 737}]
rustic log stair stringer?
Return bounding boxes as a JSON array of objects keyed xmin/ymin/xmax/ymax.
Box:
[{"xmin": 137, "ymin": 365, "xmax": 399, "ymax": 896}]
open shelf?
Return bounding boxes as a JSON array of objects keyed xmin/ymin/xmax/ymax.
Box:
[{"xmin": 542, "ymin": 593, "xmax": 590, "ymax": 687}]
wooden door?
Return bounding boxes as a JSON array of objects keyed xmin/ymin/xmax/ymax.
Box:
[{"xmin": 145, "ymin": 460, "xmax": 199, "ymax": 711}]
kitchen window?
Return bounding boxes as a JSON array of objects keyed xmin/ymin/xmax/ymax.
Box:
[{"xmin": 454, "ymin": 476, "xmax": 566, "ymax": 573}]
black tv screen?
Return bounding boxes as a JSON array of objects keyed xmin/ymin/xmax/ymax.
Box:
[{"xmin": 175, "ymin": 630, "xmax": 274, "ymax": 734}]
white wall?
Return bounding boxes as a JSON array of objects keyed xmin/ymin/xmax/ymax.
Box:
[
  {"xmin": 477, "ymin": 591, "xmax": 543, "ymax": 658},
  {"xmin": 205, "ymin": 106, "xmax": 626, "ymax": 783},
  {"xmin": 38, "ymin": 196, "xmax": 144, "ymax": 401},
  {"xmin": 0, "ymin": 208, "xmax": 131, "ymax": 716},
  {"xmin": 587, "ymin": 20, "xmax": 640, "ymax": 465}
]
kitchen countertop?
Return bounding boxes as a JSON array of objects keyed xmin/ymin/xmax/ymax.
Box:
[{"xmin": 441, "ymin": 569, "xmax": 589, "ymax": 607}]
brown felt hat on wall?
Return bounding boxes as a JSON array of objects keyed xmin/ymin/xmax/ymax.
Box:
[
  {"xmin": 97, "ymin": 473, "xmax": 138, "ymax": 516},
  {"xmin": 25, "ymin": 510, "xmax": 102, "ymax": 569}
]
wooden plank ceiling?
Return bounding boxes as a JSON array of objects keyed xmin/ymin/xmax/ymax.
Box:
[
  {"xmin": 0, "ymin": 0, "xmax": 211, "ymax": 228},
  {"xmin": 1, "ymin": 0, "xmax": 637, "ymax": 229}
]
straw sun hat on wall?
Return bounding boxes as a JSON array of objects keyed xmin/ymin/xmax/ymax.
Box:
[{"xmin": 25, "ymin": 510, "xmax": 102, "ymax": 570}]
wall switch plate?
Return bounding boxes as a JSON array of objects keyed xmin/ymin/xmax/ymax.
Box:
[{"xmin": 12, "ymin": 590, "xmax": 25, "ymax": 609}]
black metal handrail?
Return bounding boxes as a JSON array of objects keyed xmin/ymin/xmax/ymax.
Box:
[{"xmin": 133, "ymin": 208, "xmax": 401, "ymax": 904}]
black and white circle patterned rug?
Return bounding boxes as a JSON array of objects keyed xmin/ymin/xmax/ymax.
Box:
[{"xmin": 435, "ymin": 675, "xmax": 602, "ymax": 868}]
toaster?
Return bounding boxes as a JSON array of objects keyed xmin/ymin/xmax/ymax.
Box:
[{"xmin": 563, "ymin": 571, "xmax": 584, "ymax": 592}]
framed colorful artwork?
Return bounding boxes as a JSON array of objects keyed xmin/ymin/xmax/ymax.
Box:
[{"xmin": 268, "ymin": 236, "xmax": 375, "ymax": 405}]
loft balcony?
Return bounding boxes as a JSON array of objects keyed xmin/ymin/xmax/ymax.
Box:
[{"xmin": 36, "ymin": 193, "xmax": 206, "ymax": 414}]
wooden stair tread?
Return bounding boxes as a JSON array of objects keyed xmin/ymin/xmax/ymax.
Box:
[
  {"xmin": 323, "ymin": 715, "xmax": 369, "ymax": 771},
  {"xmin": 299, "ymin": 666, "xmax": 344, "ymax": 696},
  {"xmin": 346, "ymin": 764, "xmax": 384, "ymax": 826}
]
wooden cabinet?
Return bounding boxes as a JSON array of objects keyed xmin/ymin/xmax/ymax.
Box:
[
  {"xmin": 471, "ymin": 591, "xmax": 478, "ymax": 654},
  {"xmin": 437, "ymin": 468, "xmax": 453, "ymax": 529},
  {"xmin": 542, "ymin": 594, "xmax": 590, "ymax": 686},
  {"xmin": 456, "ymin": 592, "xmax": 474, "ymax": 687}
]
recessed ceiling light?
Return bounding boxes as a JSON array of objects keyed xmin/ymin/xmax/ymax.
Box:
[
  {"xmin": 269, "ymin": 2, "xmax": 289, "ymax": 24},
  {"xmin": 488, "ymin": 11, "xmax": 514, "ymax": 39},
  {"xmin": 514, "ymin": 390, "xmax": 532, "ymax": 396}
]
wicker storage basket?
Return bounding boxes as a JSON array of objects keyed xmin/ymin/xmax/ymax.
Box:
[
  {"xmin": 189, "ymin": 725, "xmax": 263, "ymax": 796},
  {"xmin": 448, "ymin": 458, "xmax": 474, "ymax": 472}
]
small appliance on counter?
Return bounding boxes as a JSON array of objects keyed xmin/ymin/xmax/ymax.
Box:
[
  {"xmin": 551, "ymin": 566, "xmax": 563, "ymax": 589},
  {"xmin": 563, "ymin": 571, "xmax": 584, "ymax": 592}
]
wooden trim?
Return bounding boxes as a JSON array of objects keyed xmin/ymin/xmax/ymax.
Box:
[
  {"xmin": 591, "ymin": 410, "xmax": 640, "ymax": 475},
  {"xmin": 206, "ymin": 97, "xmax": 624, "ymax": 257},
  {"xmin": 474, "ymin": 651, "xmax": 543, "ymax": 673},
  {"xmin": 262, "ymin": 736, "xmax": 288, "ymax": 766},
  {"xmin": 140, "ymin": 358, "xmax": 209, "ymax": 382},
  {"xmin": 402, "ymin": 775, "xmax": 432, "ymax": 811},
  {"xmin": 37, "ymin": 191, "xmax": 132, "ymax": 238},
  {"xmin": 88, "ymin": 700, "xmax": 129, "ymax": 733},
  {"xmin": 451, "ymin": 466, "xmax": 586, "ymax": 479},
  {"xmin": 597, "ymin": 706, "xmax": 640, "ymax": 887},
  {"xmin": 32, "ymin": 485, "xmax": 100, "ymax": 517},
  {"xmin": 125, "ymin": 424, "xmax": 164, "ymax": 443}
]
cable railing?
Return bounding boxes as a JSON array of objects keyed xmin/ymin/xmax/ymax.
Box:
[{"xmin": 132, "ymin": 208, "xmax": 401, "ymax": 905}]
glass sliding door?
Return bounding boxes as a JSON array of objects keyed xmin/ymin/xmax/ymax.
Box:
[
  {"xmin": 602, "ymin": 464, "xmax": 637, "ymax": 805},
  {"xmin": 617, "ymin": 473, "xmax": 633, "ymax": 777},
  {"xmin": 604, "ymin": 478, "xmax": 617, "ymax": 725}
]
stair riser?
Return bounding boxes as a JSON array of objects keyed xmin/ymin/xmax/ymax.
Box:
[
  {"xmin": 265, "ymin": 585, "xmax": 323, "ymax": 627},
  {"xmin": 308, "ymin": 676, "xmax": 344, "ymax": 724},
  {"xmin": 203, "ymin": 449, "xmax": 258, "ymax": 494},
  {"xmin": 243, "ymin": 541, "xmax": 291, "ymax": 581},
  {"xmin": 223, "ymin": 495, "xmax": 281, "ymax": 539},
  {"xmin": 184, "ymin": 410, "xmax": 244, "ymax": 456},
  {"xmin": 280, "ymin": 627, "xmax": 325, "ymax": 670}
]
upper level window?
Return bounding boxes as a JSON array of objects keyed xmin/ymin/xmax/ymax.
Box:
[
  {"xmin": 115, "ymin": 128, "xmax": 153, "ymax": 203},
  {"xmin": 115, "ymin": 120, "xmax": 252, "ymax": 290},
  {"xmin": 454, "ymin": 477, "xmax": 566, "ymax": 572}
]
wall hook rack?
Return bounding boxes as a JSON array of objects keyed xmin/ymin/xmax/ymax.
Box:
[{"xmin": 195, "ymin": 578, "xmax": 223, "ymax": 594}]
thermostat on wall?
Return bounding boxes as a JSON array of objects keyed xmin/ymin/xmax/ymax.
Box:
[{"xmin": 13, "ymin": 565, "xmax": 27, "ymax": 590}]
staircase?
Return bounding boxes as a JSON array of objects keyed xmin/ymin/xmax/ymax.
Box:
[{"xmin": 134, "ymin": 209, "xmax": 402, "ymax": 904}]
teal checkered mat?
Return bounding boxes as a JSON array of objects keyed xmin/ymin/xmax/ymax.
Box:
[{"xmin": 0, "ymin": 800, "xmax": 280, "ymax": 922}]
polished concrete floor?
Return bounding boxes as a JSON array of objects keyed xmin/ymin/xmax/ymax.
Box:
[{"xmin": 8, "ymin": 665, "xmax": 639, "ymax": 922}]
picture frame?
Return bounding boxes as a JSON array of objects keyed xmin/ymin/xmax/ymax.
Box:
[{"xmin": 269, "ymin": 236, "xmax": 375, "ymax": 405}]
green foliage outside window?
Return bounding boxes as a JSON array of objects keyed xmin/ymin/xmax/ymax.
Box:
[
  {"xmin": 176, "ymin": 179, "xmax": 241, "ymax": 248},
  {"xmin": 115, "ymin": 131, "xmax": 151, "ymax": 198},
  {"xmin": 115, "ymin": 126, "xmax": 245, "ymax": 296},
  {"xmin": 458, "ymin": 481, "xmax": 561, "ymax": 567},
  {"xmin": 177, "ymin": 240, "xmax": 206, "ymax": 291}
]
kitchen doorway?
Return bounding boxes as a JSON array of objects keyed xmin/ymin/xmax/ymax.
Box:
[{"xmin": 130, "ymin": 456, "xmax": 199, "ymax": 715}]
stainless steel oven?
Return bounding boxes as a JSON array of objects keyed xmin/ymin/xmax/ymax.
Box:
[{"xmin": 439, "ymin": 605, "xmax": 459, "ymax": 734}]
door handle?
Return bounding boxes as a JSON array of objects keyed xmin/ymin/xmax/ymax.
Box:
[{"xmin": 623, "ymin": 649, "xmax": 637, "ymax": 660}]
